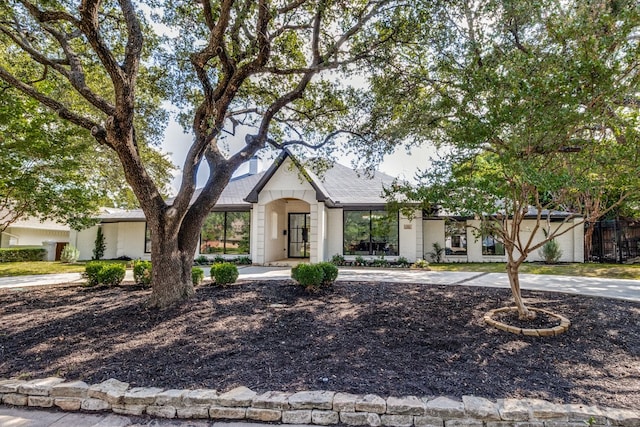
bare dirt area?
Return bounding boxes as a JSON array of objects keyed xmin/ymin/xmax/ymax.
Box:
[{"xmin": 1, "ymin": 280, "xmax": 639, "ymax": 409}]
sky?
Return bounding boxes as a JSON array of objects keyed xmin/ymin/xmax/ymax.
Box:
[{"xmin": 161, "ymin": 117, "xmax": 439, "ymax": 196}]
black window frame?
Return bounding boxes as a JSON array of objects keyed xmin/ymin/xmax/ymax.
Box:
[
  {"xmin": 199, "ymin": 211, "xmax": 251, "ymax": 255},
  {"xmin": 342, "ymin": 209, "xmax": 399, "ymax": 256}
]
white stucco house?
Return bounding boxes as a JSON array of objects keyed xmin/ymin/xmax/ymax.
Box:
[
  {"xmin": 67, "ymin": 149, "xmax": 584, "ymax": 264},
  {"xmin": 0, "ymin": 216, "xmax": 71, "ymax": 260}
]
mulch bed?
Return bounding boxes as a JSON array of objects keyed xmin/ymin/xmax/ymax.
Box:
[{"xmin": 0, "ymin": 280, "xmax": 639, "ymax": 409}]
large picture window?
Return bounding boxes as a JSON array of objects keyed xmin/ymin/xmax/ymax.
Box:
[
  {"xmin": 343, "ymin": 210, "xmax": 399, "ymax": 256},
  {"xmin": 482, "ymin": 233, "xmax": 505, "ymax": 256},
  {"xmin": 445, "ymin": 221, "xmax": 467, "ymax": 255},
  {"xmin": 200, "ymin": 211, "xmax": 250, "ymax": 255}
]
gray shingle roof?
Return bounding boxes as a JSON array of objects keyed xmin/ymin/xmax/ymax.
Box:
[{"xmin": 97, "ymin": 150, "xmax": 394, "ymax": 221}]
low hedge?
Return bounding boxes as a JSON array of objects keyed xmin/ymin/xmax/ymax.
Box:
[
  {"xmin": 133, "ymin": 260, "xmax": 152, "ymax": 287},
  {"xmin": 211, "ymin": 262, "xmax": 239, "ymax": 286},
  {"xmin": 84, "ymin": 262, "xmax": 126, "ymax": 287},
  {"xmin": 291, "ymin": 262, "xmax": 339, "ymax": 291},
  {"xmin": 0, "ymin": 247, "xmax": 46, "ymax": 262}
]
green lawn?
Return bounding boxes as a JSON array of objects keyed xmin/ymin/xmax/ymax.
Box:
[
  {"xmin": 0, "ymin": 260, "xmax": 131, "ymax": 277},
  {"xmin": 428, "ymin": 262, "xmax": 640, "ymax": 280},
  {"xmin": 2, "ymin": 260, "xmax": 640, "ymax": 280}
]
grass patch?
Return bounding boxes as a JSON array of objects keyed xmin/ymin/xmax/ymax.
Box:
[
  {"xmin": 0, "ymin": 262, "xmax": 86, "ymax": 277},
  {"xmin": 428, "ymin": 262, "xmax": 640, "ymax": 280}
]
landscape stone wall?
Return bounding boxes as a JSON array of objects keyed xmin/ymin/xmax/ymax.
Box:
[{"xmin": 1, "ymin": 377, "xmax": 639, "ymax": 426}]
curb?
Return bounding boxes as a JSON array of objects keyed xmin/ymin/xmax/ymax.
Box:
[{"xmin": 1, "ymin": 377, "xmax": 639, "ymax": 427}]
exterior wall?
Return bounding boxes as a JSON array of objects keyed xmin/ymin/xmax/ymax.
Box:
[
  {"xmin": 326, "ymin": 208, "xmax": 344, "ymax": 260},
  {"xmin": 423, "ymin": 219, "xmax": 445, "ymax": 261},
  {"xmin": 425, "ymin": 218, "xmax": 585, "ymax": 263},
  {"xmin": 73, "ymin": 222, "xmax": 148, "ymax": 261},
  {"xmin": 70, "ymin": 225, "xmax": 100, "ymax": 261},
  {"xmin": 115, "ymin": 222, "xmax": 147, "ymax": 259},
  {"xmin": 398, "ymin": 213, "xmax": 419, "ymax": 262},
  {"xmin": 1, "ymin": 226, "xmax": 69, "ymax": 248}
]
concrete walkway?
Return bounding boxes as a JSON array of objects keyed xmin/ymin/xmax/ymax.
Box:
[{"xmin": 1, "ymin": 266, "xmax": 639, "ymax": 302}]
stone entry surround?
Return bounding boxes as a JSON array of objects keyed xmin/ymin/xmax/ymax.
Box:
[{"xmin": 1, "ymin": 377, "xmax": 639, "ymax": 427}]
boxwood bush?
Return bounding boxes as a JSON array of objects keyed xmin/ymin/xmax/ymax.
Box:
[
  {"xmin": 133, "ymin": 260, "xmax": 152, "ymax": 287},
  {"xmin": 292, "ymin": 262, "xmax": 340, "ymax": 291},
  {"xmin": 192, "ymin": 267, "xmax": 205, "ymax": 285},
  {"xmin": 211, "ymin": 262, "xmax": 238, "ymax": 286},
  {"xmin": 317, "ymin": 262, "xmax": 339, "ymax": 286},
  {"xmin": 84, "ymin": 262, "xmax": 126, "ymax": 287}
]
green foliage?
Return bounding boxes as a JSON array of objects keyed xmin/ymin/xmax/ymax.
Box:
[
  {"xmin": 133, "ymin": 260, "xmax": 152, "ymax": 287},
  {"xmin": 317, "ymin": 262, "xmax": 339, "ymax": 286},
  {"xmin": 540, "ymin": 240, "xmax": 563, "ymax": 264},
  {"xmin": 354, "ymin": 256, "xmax": 366, "ymax": 266},
  {"xmin": 291, "ymin": 263, "xmax": 324, "ymax": 290},
  {"xmin": 210, "ymin": 262, "xmax": 239, "ymax": 286},
  {"xmin": 396, "ymin": 256, "xmax": 411, "ymax": 267},
  {"xmin": 213, "ymin": 255, "xmax": 226, "ymax": 264},
  {"xmin": 371, "ymin": 257, "xmax": 390, "ymax": 268},
  {"xmin": 92, "ymin": 227, "xmax": 106, "ymax": 260},
  {"xmin": 60, "ymin": 245, "xmax": 80, "ymax": 264},
  {"xmin": 84, "ymin": 262, "xmax": 125, "ymax": 287},
  {"xmin": 0, "ymin": 247, "xmax": 46, "ymax": 262},
  {"xmin": 194, "ymin": 255, "xmax": 210, "ymax": 265},
  {"xmin": 234, "ymin": 256, "xmax": 252, "ymax": 265},
  {"xmin": 412, "ymin": 259, "xmax": 430, "ymax": 269},
  {"xmin": 97, "ymin": 264, "xmax": 126, "ymax": 287},
  {"xmin": 330, "ymin": 254, "xmax": 345, "ymax": 266},
  {"xmin": 191, "ymin": 267, "xmax": 204, "ymax": 285},
  {"xmin": 429, "ymin": 242, "xmax": 445, "ymax": 264}
]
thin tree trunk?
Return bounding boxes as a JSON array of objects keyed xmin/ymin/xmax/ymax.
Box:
[
  {"xmin": 584, "ymin": 222, "xmax": 595, "ymax": 262},
  {"xmin": 506, "ymin": 260, "xmax": 536, "ymax": 320}
]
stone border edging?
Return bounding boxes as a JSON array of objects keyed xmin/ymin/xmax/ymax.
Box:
[
  {"xmin": 484, "ymin": 307, "xmax": 571, "ymax": 336},
  {"xmin": 1, "ymin": 377, "xmax": 639, "ymax": 427}
]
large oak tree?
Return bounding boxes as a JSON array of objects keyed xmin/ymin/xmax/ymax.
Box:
[{"xmin": 0, "ymin": 0, "xmax": 414, "ymax": 307}]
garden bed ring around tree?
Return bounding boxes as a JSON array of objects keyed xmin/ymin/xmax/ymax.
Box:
[{"xmin": 484, "ymin": 306, "xmax": 571, "ymax": 336}]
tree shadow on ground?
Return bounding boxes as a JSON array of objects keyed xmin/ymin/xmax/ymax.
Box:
[{"xmin": 0, "ymin": 281, "xmax": 638, "ymax": 409}]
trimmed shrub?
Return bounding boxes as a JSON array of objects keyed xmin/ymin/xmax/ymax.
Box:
[
  {"xmin": 317, "ymin": 262, "xmax": 339, "ymax": 286},
  {"xmin": 192, "ymin": 267, "xmax": 205, "ymax": 285},
  {"xmin": 540, "ymin": 239, "xmax": 563, "ymax": 264},
  {"xmin": 0, "ymin": 247, "xmax": 46, "ymax": 262},
  {"xmin": 84, "ymin": 261, "xmax": 104, "ymax": 286},
  {"xmin": 84, "ymin": 262, "xmax": 126, "ymax": 287},
  {"xmin": 97, "ymin": 263, "xmax": 126, "ymax": 287},
  {"xmin": 60, "ymin": 244, "xmax": 80, "ymax": 263},
  {"xmin": 211, "ymin": 262, "xmax": 239, "ymax": 285},
  {"xmin": 412, "ymin": 259, "xmax": 430, "ymax": 269},
  {"xmin": 291, "ymin": 263, "xmax": 324, "ymax": 290},
  {"xmin": 133, "ymin": 260, "xmax": 152, "ymax": 287},
  {"xmin": 213, "ymin": 255, "xmax": 226, "ymax": 264}
]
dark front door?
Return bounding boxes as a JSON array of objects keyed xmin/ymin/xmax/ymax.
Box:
[{"xmin": 288, "ymin": 213, "xmax": 310, "ymax": 258}]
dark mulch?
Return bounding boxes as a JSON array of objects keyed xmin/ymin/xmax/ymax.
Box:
[{"xmin": 1, "ymin": 280, "xmax": 639, "ymax": 409}]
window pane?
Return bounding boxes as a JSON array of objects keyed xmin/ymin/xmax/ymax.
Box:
[
  {"xmin": 482, "ymin": 233, "xmax": 505, "ymax": 255},
  {"xmin": 371, "ymin": 211, "xmax": 398, "ymax": 256},
  {"xmin": 445, "ymin": 222, "xmax": 467, "ymax": 255},
  {"xmin": 224, "ymin": 212, "xmax": 250, "ymax": 254},
  {"xmin": 200, "ymin": 212, "xmax": 225, "ymax": 254},
  {"xmin": 144, "ymin": 224, "xmax": 152, "ymax": 253},
  {"xmin": 344, "ymin": 211, "xmax": 371, "ymax": 255}
]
